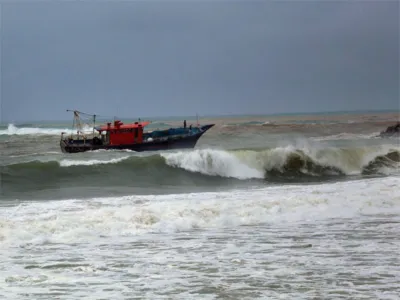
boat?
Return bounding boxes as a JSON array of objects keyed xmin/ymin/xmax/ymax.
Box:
[{"xmin": 60, "ymin": 110, "xmax": 214, "ymax": 153}]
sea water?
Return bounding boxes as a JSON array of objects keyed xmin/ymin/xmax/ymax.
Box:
[{"xmin": 0, "ymin": 111, "xmax": 399, "ymax": 299}]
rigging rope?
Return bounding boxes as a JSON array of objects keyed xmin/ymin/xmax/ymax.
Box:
[
  {"xmin": 66, "ymin": 109, "xmax": 123, "ymax": 121},
  {"xmin": 66, "ymin": 110, "xmax": 150, "ymax": 139}
]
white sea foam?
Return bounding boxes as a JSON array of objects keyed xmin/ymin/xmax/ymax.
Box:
[
  {"xmin": 0, "ymin": 176, "xmax": 399, "ymax": 299},
  {"xmin": 0, "ymin": 176, "xmax": 398, "ymax": 244},
  {"xmin": 9, "ymin": 151, "xmax": 61, "ymax": 158},
  {"xmin": 0, "ymin": 124, "xmax": 93, "ymax": 136},
  {"xmin": 59, "ymin": 156, "xmax": 130, "ymax": 167}
]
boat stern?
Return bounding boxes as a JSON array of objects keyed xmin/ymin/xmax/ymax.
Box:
[{"xmin": 60, "ymin": 139, "xmax": 68, "ymax": 153}]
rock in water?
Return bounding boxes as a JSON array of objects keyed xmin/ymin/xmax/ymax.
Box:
[{"xmin": 379, "ymin": 122, "xmax": 400, "ymax": 138}]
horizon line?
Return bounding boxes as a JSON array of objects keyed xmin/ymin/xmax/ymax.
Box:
[{"xmin": 1, "ymin": 108, "xmax": 398, "ymax": 125}]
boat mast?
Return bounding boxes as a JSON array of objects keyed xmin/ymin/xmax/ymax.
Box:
[
  {"xmin": 67, "ymin": 109, "xmax": 97, "ymax": 139},
  {"xmin": 93, "ymin": 114, "xmax": 96, "ymax": 136}
]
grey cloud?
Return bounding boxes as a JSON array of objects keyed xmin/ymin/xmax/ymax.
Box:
[{"xmin": 1, "ymin": 1, "xmax": 398, "ymax": 122}]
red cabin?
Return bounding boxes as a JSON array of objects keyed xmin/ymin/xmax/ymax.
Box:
[{"xmin": 96, "ymin": 120, "xmax": 150, "ymax": 145}]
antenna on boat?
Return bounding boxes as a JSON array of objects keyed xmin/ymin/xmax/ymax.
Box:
[
  {"xmin": 196, "ymin": 112, "xmax": 199, "ymax": 126},
  {"xmin": 93, "ymin": 114, "xmax": 96, "ymax": 136}
]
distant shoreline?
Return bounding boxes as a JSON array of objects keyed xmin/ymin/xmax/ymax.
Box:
[{"xmin": 2, "ymin": 108, "xmax": 399, "ymax": 125}]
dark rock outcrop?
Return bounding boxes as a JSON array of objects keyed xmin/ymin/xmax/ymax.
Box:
[{"xmin": 379, "ymin": 122, "xmax": 400, "ymax": 138}]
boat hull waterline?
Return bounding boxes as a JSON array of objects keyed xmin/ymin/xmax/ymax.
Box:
[{"xmin": 60, "ymin": 124, "xmax": 214, "ymax": 153}]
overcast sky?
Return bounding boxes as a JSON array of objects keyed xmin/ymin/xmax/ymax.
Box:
[{"xmin": 1, "ymin": 0, "xmax": 399, "ymax": 122}]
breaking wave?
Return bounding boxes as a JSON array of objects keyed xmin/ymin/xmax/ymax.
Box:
[
  {"xmin": 3, "ymin": 146, "xmax": 399, "ymax": 181},
  {"xmin": 162, "ymin": 147, "xmax": 399, "ymax": 179}
]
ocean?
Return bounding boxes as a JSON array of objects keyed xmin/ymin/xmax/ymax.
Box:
[{"xmin": 0, "ymin": 111, "xmax": 399, "ymax": 299}]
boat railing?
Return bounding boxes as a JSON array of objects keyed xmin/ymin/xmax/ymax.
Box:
[{"xmin": 61, "ymin": 129, "xmax": 100, "ymax": 145}]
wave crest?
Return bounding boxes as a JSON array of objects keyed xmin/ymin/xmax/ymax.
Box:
[
  {"xmin": 3, "ymin": 146, "xmax": 399, "ymax": 182},
  {"xmin": 162, "ymin": 149, "xmax": 264, "ymax": 179},
  {"xmin": 163, "ymin": 146, "xmax": 399, "ymax": 179}
]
